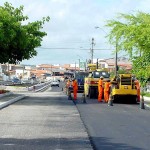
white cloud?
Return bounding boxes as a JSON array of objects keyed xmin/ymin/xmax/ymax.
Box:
[{"xmin": 1, "ymin": 0, "xmax": 150, "ymax": 65}]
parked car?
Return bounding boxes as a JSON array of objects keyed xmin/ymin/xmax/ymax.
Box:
[
  {"xmin": 51, "ymin": 80, "xmax": 59, "ymax": 87},
  {"xmin": 11, "ymin": 78, "xmax": 22, "ymax": 85}
]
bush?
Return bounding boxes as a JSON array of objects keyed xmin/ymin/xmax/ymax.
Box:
[
  {"xmin": 0, "ymin": 90, "xmax": 7, "ymax": 94},
  {"xmin": 145, "ymin": 92, "xmax": 150, "ymax": 97}
]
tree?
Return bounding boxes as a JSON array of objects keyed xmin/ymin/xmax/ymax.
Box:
[
  {"xmin": 105, "ymin": 12, "xmax": 150, "ymax": 87},
  {"xmin": 132, "ymin": 51, "xmax": 150, "ymax": 87},
  {"xmin": 0, "ymin": 2, "xmax": 50, "ymax": 64}
]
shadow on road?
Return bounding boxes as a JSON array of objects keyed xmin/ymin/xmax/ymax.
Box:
[
  {"xmin": 13, "ymin": 95, "xmax": 74, "ymax": 107},
  {"xmin": 90, "ymin": 136, "xmax": 143, "ymax": 150},
  {"xmin": 0, "ymin": 136, "xmax": 143, "ymax": 150},
  {"xmin": 75, "ymin": 97, "xmax": 139, "ymax": 106}
]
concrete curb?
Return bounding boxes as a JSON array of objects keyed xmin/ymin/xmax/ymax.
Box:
[
  {"xmin": 35, "ymin": 83, "xmax": 51, "ymax": 92},
  {"xmin": 28, "ymin": 81, "xmax": 51, "ymax": 91},
  {"xmin": 144, "ymin": 96, "xmax": 150, "ymax": 102},
  {"xmin": 142, "ymin": 96, "xmax": 150, "ymax": 109},
  {"xmin": 0, "ymin": 95, "xmax": 26, "ymax": 109},
  {"xmin": 145, "ymin": 104, "xmax": 150, "ymax": 109}
]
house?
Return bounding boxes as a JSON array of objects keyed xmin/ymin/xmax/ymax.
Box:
[{"xmin": 97, "ymin": 57, "xmax": 132, "ymax": 72}]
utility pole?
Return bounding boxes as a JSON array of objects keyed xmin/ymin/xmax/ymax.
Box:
[
  {"xmin": 96, "ymin": 58, "xmax": 99, "ymax": 69},
  {"xmin": 91, "ymin": 38, "xmax": 95, "ymax": 64},
  {"xmin": 115, "ymin": 42, "xmax": 118, "ymax": 76}
]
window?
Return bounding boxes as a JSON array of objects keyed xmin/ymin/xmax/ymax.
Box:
[{"xmin": 93, "ymin": 71, "xmax": 110, "ymax": 78}]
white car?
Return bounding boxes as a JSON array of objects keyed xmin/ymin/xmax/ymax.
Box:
[
  {"xmin": 21, "ymin": 78, "xmax": 31, "ymax": 84},
  {"xmin": 51, "ymin": 80, "xmax": 59, "ymax": 87}
]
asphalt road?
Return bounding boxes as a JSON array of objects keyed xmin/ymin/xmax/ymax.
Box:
[
  {"xmin": 42, "ymin": 82, "xmax": 150, "ymax": 150},
  {"xmin": 1, "ymin": 81, "xmax": 150, "ymax": 150},
  {"xmin": 0, "ymin": 82, "xmax": 92, "ymax": 150},
  {"xmin": 76, "ymin": 97, "xmax": 150, "ymax": 150}
]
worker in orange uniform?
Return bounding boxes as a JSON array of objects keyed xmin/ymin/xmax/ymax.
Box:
[
  {"xmin": 72, "ymin": 78, "xmax": 78, "ymax": 101},
  {"xmin": 134, "ymin": 79, "xmax": 140, "ymax": 102},
  {"xmin": 104, "ymin": 79, "xmax": 110, "ymax": 103},
  {"xmin": 98, "ymin": 76, "xmax": 104, "ymax": 102}
]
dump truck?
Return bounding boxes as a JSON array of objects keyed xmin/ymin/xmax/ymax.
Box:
[
  {"xmin": 84, "ymin": 70, "xmax": 110, "ymax": 98},
  {"xmin": 110, "ymin": 74, "xmax": 138, "ymax": 103},
  {"xmin": 74, "ymin": 71, "xmax": 89, "ymax": 93},
  {"xmin": 65, "ymin": 71, "xmax": 89, "ymax": 94}
]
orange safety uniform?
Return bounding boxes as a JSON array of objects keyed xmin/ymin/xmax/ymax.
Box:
[
  {"xmin": 72, "ymin": 80, "xmax": 78, "ymax": 100},
  {"xmin": 134, "ymin": 80, "xmax": 140, "ymax": 102},
  {"xmin": 98, "ymin": 79, "xmax": 103, "ymax": 102},
  {"xmin": 104, "ymin": 81, "xmax": 110, "ymax": 103}
]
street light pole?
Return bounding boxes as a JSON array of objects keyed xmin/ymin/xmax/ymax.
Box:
[
  {"xmin": 115, "ymin": 42, "xmax": 118, "ymax": 76},
  {"xmin": 95, "ymin": 26, "xmax": 118, "ymax": 76}
]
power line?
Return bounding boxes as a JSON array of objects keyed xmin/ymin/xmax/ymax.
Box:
[
  {"xmin": 80, "ymin": 48, "xmax": 114, "ymax": 51},
  {"xmin": 36, "ymin": 47, "xmax": 75, "ymax": 50},
  {"xmin": 36, "ymin": 47, "xmax": 113, "ymax": 50}
]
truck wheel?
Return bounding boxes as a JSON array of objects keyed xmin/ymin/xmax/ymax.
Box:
[
  {"xmin": 112, "ymin": 95, "xmax": 116, "ymax": 103},
  {"xmin": 132, "ymin": 96, "xmax": 137, "ymax": 104},
  {"xmin": 89, "ymin": 87, "xmax": 94, "ymax": 99}
]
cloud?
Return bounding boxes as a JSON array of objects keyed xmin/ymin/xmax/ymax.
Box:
[{"xmin": 1, "ymin": 0, "xmax": 150, "ymax": 65}]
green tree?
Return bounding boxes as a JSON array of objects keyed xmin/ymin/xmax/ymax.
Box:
[
  {"xmin": 132, "ymin": 51, "xmax": 150, "ymax": 87},
  {"xmin": 0, "ymin": 2, "xmax": 50, "ymax": 64},
  {"xmin": 105, "ymin": 12, "xmax": 150, "ymax": 87}
]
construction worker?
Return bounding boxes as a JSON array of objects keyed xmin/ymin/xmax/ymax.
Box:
[
  {"xmin": 66, "ymin": 78, "xmax": 72, "ymax": 96},
  {"xmin": 134, "ymin": 79, "xmax": 140, "ymax": 102},
  {"xmin": 111, "ymin": 76, "xmax": 118, "ymax": 89},
  {"xmin": 98, "ymin": 76, "xmax": 104, "ymax": 102},
  {"xmin": 104, "ymin": 79, "xmax": 110, "ymax": 103},
  {"xmin": 66, "ymin": 78, "xmax": 72, "ymax": 89},
  {"xmin": 65, "ymin": 79, "xmax": 69, "ymax": 94},
  {"xmin": 72, "ymin": 78, "xmax": 78, "ymax": 101}
]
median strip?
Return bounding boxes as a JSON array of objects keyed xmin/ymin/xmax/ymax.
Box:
[{"xmin": 0, "ymin": 95, "xmax": 26, "ymax": 109}]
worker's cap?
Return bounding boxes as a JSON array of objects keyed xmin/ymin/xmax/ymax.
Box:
[
  {"xmin": 72, "ymin": 78, "xmax": 75, "ymax": 80},
  {"xmin": 100, "ymin": 76, "xmax": 104, "ymax": 79}
]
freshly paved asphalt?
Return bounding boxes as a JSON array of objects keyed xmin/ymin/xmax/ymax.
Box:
[{"xmin": 76, "ymin": 97, "xmax": 150, "ymax": 150}]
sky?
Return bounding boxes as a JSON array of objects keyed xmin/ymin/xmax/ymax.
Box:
[{"xmin": 1, "ymin": 0, "xmax": 150, "ymax": 65}]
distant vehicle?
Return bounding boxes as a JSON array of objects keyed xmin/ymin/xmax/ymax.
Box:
[
  {"xmin": 64, "ymin": 72, "xmax": 74, "ymax": 80},
  {"xmin": 65, "ymin": 71, "xmax": 89, "ymax": 94},
  {"xmin": 21, "ymin": 78, "xmax": 31, "ymax": 84},
  {"xmin": 73, "ymin": 71, "xmax": 89, "ymax": 93},
  {"xmin": 51, "ymin": 80, "xmax": 59, "ymax": 87},
  {"xmin": 11, "ymin": 78, "xmax": 22, "ymax": 84}
]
